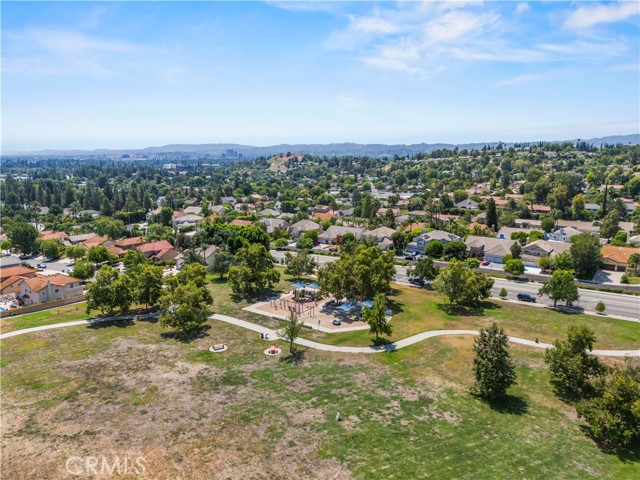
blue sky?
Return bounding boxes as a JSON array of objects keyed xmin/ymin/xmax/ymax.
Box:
[{"xmin": 2, "ymin": 1, "xmax": 639, "ymax": 151}]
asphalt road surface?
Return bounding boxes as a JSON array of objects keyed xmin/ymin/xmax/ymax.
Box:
[{"xmin": 271, "ymin": 251, "xmax": 640, "ymax": 321}]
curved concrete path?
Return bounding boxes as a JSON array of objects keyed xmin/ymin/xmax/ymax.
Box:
[
  {"xmin": 211, "ymin": 314, "xmax": 639, "ymax": 358},
  {"xmin": 1, "ymin": 313, "xmax": 637, "ymax": 358}
]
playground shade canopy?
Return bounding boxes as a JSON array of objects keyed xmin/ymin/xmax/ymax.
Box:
[
  {"xmin": 337, "ymin": 303, "xmax": 356, "ymax": 312},
  {"xmin": 292, "ymin": 281, "xmax": 307, "ymax": 289},
  {"xmin": 361, "ymin": 300, "xmax": 374, "ymax": 309}
]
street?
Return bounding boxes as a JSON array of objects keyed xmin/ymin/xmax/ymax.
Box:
[{"xmin": 271, "ymin": 251, "xmax": 640, "ymax": 321}]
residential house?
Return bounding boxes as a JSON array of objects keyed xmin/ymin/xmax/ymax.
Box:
[
  {"xmin": 83, "ymin": 236, "xmax": 111, "ymax": 249},
  {"xmin": 229, "ymin": 219, "xmax": 253, "ymax": 227},
  {"xmin": 584, "ymin": 203, "xmax": 601, "ymax": 214},
  {"xmin": 366, "ymin": 227, "xmax": 396, "ymax": 251},
  {"xmin": 258, "ymin": 208, "xmax": 281, "ymax": 217},
  {"xmin": 312, "ymin": 209, "xmax": 337, "ymax": 222},
  {"xmin": 67, "ymin": 233, "xmax": 97, "ymax": 245},
  {"xmin": 337, "ymin": 208, "xmax": 354, "ymax": 217},
  {"xmin": 0, "ymin": 265, "xmax": 37, "ymax": 283},
  {"xmin": 496, "ymin": 227, "xmax": 542, "ymax": 241},
  {"xmin": 0, "ymin": 273, "xmax": 82, "ymax": 306},
  {"xmin": 629, "ymin": 235, "xmax": 640, "ymax": 247},
  {"xmin": 407, "ymin": 230, "xmax": 461, "ymax": 254},
  {"xmin": 465, "ymin": 236, "xmax": 516, "ymax": 264},
  {"xmin": 172, "ymin": 214, "xmax": 204, "ymax": 230},
  {"xmin": 137, "ymin": 240, "xmax": 178, "ymax": 262},
  {"xmin": 260, "ymin": 218, "xmax": 290, "ymax": 235},
  {"xmin": 529, "ymin": 204, "xmax": 551, "ymax": 214},
  {"xmin": 210, "ymin": 205, "xmax": 227, "ymax": 215},
  {"xmin": 455, "ymin": 199, "xmax": 479, "ymax": 210},
  {"xmin": 39, "ymin": 231, "xmax": 68, "ymax": 243},
  {"xmin": 555, "ymin": 220, "xmax": 600, "ymax": 235},
  {"xmin": 114, "ymin": 237, "xmax": 145, "ymax": 251},
  {"xmin": 547, "ymin": 227, "xmax": 582, "ymax": 243},
  {"xmin": 317, "ymin": 226, "xmax": 366, "ymax": 245},
  {"xmin": 290, "ymin": 220, "xmax": 322, "ymax": 239},
  {"xmin": 376, "ymin": 208, "xmax": 401, "ymax": 218},
  {"xmin": 521, "ymin": 240, "xmax": 571, "ymax": 266},
  {"xmin": 79, "ymin": 209, "xmax": 100, "ymax": 218},
  {"xmin": 220, "ymin": 196, "xmax": 237, "ymax": 205},
  {"xmin": 600, "ymin": 245, "xmax": 640, "ymax": 272},
  {"xmin": 183, "ymin": 206, "xmax": 202, "ymax": 215}
]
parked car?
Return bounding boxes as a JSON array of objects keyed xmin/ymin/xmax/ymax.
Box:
[
  {"xmin": 404, "ymin": 253, "xmax": 418, "ymax": 261},
  {"xmin": 37, "ymin": 262, "xmax": 47, "ymax": 269},
  {"xmin": 408, "ymin": 277, "xmax": 425, "ymax": 287},
  {"xmin": 18, "ymin": 254, "xmax": 29, "ymax": 260},
  {"xmin": 517, "ymin": 293, "xmax": 536, "ymax": 303},
  {"xmin": 332, "ymin": 319, "xmax": 342, "ymax": 326},
  {"xmin": 481, "ymin": 260, "xmax": 490, "ymax": 266}
]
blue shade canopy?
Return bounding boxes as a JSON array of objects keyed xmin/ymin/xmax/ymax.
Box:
[
  {"xmin": 308, "ymin": 282, "xmax": 319, "ymax": 289},
  {"xmin": 337, "ymin": 303, "xmax": 355, "ymax": 312},
  {"xmin": 292, "ymin": 281, "xmax": 306, "ymax": 288},
  {"xmin": 361, "ymin": 300, "xmax": 374, "ymax": 308}
]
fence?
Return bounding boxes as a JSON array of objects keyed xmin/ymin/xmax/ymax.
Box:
[{"xmin": 0, "ymin": 295, "xmax": 85, "ymax": 318}]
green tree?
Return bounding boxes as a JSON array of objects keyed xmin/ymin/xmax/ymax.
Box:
[
  {"xmin": 464, "ymin": 257, "xmax": 481, "ymax": 269},
  {"xmin": 595, "ymin": 301, "xmax": 606, "ymax": 314},
  {"xmin": 207, "ymin": 250, "xmax": 234, "ymax": 279},
  {"xmin": 284, "ymin": 251, "xmax": 317, "ymax": 279},
  {"xmin": 131, "ymin": 263, "xmax": 164, "ymax": 309},
  {"xmin": 540, "ymin": 216, "xmax": 556, "ymax": 233},
  {"xmin": 499, "ymin": 287, "xmax": 508, "ymax": 298},
  {"xmin": 538, "ymin": 256, "xmax": 551, "ymax": 270},
  {"xmin": 486, "ymin": 198, "xmax": 498, "ymax": 231},
  {"xmin": 159, "ymin": 281, "xmax": 212, "ymax": 334},
  {"xmin": 122, "ymin": 249, "xmax": 148, "ymax": 272},
  {"xmin": 40, "ymin": 240, "xmax": 62, "ymax": 260},
  {"xmin": 154, "ymin": 206, "xmax": 173, "ymax": 226},
  {"xmin": 279, "ymin": 311, "xmax": 304, "ymax": 354},
  {"xmin": 6, "ymin": 220, "xmax": 39, "ymax": 254},
  {"xmin": 538, "ymin": 269, "xmax": 579, "ymax": 307},
  {"xmin": 544, "ymin": 325, "xmax": 606, "ymax": 398},
  {"xmin": 228, "ymin": 244, "xmax": 280, "ymax": 293},
  {"xmin": 504, "ymin": 258, "xmax": 525, "ymax": 278},
  {"xmin": 71, "ymin": 261, "xmax": 95, "ymax": 280},
  {"xmin": 407, "ymin": 257, "xmax": 440, "ymax": 281},
  {"xmin": 87, "ymin": 245, "xmax": 113, "ymax": 265},
  {"xmin": 318, "ymin": 245, "xmax": 395, "ymax": 301},
  {"xmin": 576, "ymin": 362, "xmax": 640, "ymax": 450},
  {"xmin": 571, "ymin": 194, "xmax": 586, "ymax": 219},
  {"xmin": 425, "ymin": 240, "xmax": 444, "ymax": 258},
  {"xmin": 85, "ymin": 265, "xmax": 133, "ymax": 315},
  {"xmin": 551, "ymin": 251, "xmax": 573, "ymax": 271},
  {"xmin": 529, "ymin": 230, "xmax": 545, "ymax": 242},
  {"xmin": 509, "ymin": 241, "xmax": 522, "ymax": 259},
  {"xmin": 570, "ymin": 232, "xmax": 602, "ymax": 279},
  {"xmin": 443, "ymin": 240, "xmax": 466, "ymax": 260},
  {"xmin": 600, "ymin": 213, "xmax": 620, "ymax": 239},
  {"xmin": 65, "ymin": 244, "xmax": 86, "ymax": 262},
  {"xmin": 433, "ymin": 260, "xmax": 494, "ymax": 307},
  {"xmin": 93, "ymin": 216, "xmax": 126, "ymax": 239},
  {"xmin": 628, "ymin": 252, "xmax": 640, "ymax": 273},
  {"xmin": 1, "ymin": 240, "xmax": 12, "ymax": 254},
  {"xmin": 363, "ymin": 293, "xmax": 392, "ymax": 341},
  {"xmin": 472, "ymin": 323, "xmax": 517, "ymax": 400},
  {"xmin": 510, "ymin": 231, "xmax": 528, "ymax": 244}
]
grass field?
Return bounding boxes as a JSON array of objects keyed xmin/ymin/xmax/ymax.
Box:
[
  {"xmin": 0, "ymin": 301, "xmax": 89, "ymax": 334},
  {"xmin": 298, "ymin": 285, "xmax": 640, "ymax": 350},
  {"xmin": 2, "ymin": 274, "xmax": 638, "ymax": 478},
  {"xmin": 2, "ymin": 314, "xmax": 638, "ymax": 479}
]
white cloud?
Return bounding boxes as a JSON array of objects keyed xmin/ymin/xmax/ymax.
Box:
[
  {"xmin": 349, "ymin": 15, "xmax": 399, "ymax": 35},
  {"xmin": 8, "ymin": 28, "xmax": 140, "ymax": 55},
  {"xmin": 515, "ymin": 3, "xmax": 530, "ymax": 15},
  {"xmin": 564, "ymin": 2, "xmax": 639, "ymax": 30},
  {"xmin": 498, "ymin": 73, "xmax": 541, "ymax": 86}
]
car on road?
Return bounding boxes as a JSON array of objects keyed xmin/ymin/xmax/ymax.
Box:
[
  {"xmin": 403, "ymin": 253, "xmax": 418, "ymax": 261},
  {"xmin": 37, "ymin": 262, "xmax": 47, "ymax": 269},
  {"xmin": 481, "ymin": 260, "xmax": 490, "ymax": 266},
  {"xmin": 332, "ymin": 319, "xmax": 342, "ymax": 326},
  {"xmin": 408, "ymin": 277, "xmax": 425, "ymax": 287},
  {"xmin": 19, "ymin": 254, "xmax": 29, "ymax": 260},
  {"xmin": 517, "ymin": 293, "xmax": 536, "ymax": 303}
]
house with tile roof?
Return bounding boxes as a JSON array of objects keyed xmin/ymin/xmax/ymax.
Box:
[
  {"xmin": 600, "ymin": 245, "xmax": 640, "ymax": 272},
  {"xmin": 0, "ymin": 273, "xmax": 82, "ymax": 306},
  {"xmin": 137, "ymin": 240, "xmax": 178, "ymax": 262},
  {"xmin": 465, "ymin": 236, "xmax": 516, "ymax": 264}
]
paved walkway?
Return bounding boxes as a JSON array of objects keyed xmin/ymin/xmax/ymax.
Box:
[
  {"xmin": 211, "ymin": 314, "xmax": 640, "ymax": 358},
  {"xmin": 2, "ymin": 312, "xmax": 637, "ymax": 358}
]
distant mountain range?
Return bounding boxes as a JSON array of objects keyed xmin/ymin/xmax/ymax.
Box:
[{"xmin": 5, "ymin": 134, "xmax": 639, "ymax": 158}]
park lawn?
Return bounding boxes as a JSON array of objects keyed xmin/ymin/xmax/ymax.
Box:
[
  {"xmin": 301, "ymin": 285, "xmax": 640, "ymax": 350},
  {"xmin": 0, "ymin": 302, "xmax": 90, "ymax": 334},
  {"xmin": 1, "ymin": 317, "xmax": 637, "ymax": 479}
]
